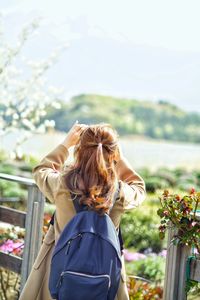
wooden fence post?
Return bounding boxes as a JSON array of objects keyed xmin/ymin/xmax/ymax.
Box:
[{"xmin": 163, "ymin": 227, "xmax": 191, "ymax": 300}]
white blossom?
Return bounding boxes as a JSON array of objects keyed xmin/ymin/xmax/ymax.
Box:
[
  {"xmin": 22, "ymin": 119, "xmax": 36, "ymax": 131},
  {"xmin": 5, "ymin": 108, "xmax": 14, "ymax": 116},
  {"xmin": 0, "ymin": 16, "xmax": 66, "ymax": 159},
  {"xmin": 51, "ymin": 101, "xmax": 61, "ymax": 109},
  {"xmin": 44, "ymin": 119, "xmax": 55, "ymax": 127},
  {"xmin": 13, "ymin": 113, "xmax": 19, "ymax": 120}
]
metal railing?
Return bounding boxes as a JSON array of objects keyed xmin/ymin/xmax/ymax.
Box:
[{"xmin": 0, "ymin": 173, "xmax": 45, "ymax": 293}]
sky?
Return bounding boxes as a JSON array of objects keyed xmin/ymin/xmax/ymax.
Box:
[{"xmin": 1, "ymin": 0, "xmax": 200, "ymax": 112}]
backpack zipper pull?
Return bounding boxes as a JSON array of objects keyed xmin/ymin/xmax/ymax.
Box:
[
  {"xmin": 56, "ymin": 271, "xmax": 64, "ymax": 288},
  {"xmin": 65, "ymin": 233, "xmax": 83, "ymax": 254},
  {"xmin": 78, "ymin": 234, "xmax": 83, "ymax": 248},
  {"xmin": 65, "ymin": 240, "xmax": 71, "ymax": 255}
]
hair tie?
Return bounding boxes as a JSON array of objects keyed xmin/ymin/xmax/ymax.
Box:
[{"xmin": 98, "ymin": 142, "xmax": 102, "ymax": 147}]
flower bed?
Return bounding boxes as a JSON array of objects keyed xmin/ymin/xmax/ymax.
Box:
[
  {"xmin": 0, "ymin": 212, "xmax": 52, "ymax": 300},
  {"xmin": 157, "ymin": 189, "xmax": 200, "ymax": 254},
  {"xmin": 157, "ymin": 189, "xmax": 200, "ymax": 297},
  {"xmin": 127, "ymin": 277, "xmax": 163, "ymax": 300}
]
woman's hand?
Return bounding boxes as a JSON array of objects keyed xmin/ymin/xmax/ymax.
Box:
[{"xmin": 61, "ymin": 122, "xmax": 88, "ymax": 149}]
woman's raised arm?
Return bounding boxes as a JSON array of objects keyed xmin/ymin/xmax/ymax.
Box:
[
  {"xmin": 32, "ymin": 144, "xmax": 69, "ymax": 203},
  {"xmin": 32, "ymin": 123, "xmax": 87, "ymax": 203},
  {"xmin": 115, "ymin": 155, "xmax": 146, "ymax": 210}
]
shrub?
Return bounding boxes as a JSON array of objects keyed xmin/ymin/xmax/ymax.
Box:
[
  {"xmin": 176, "ymin": 174, "xmax": 200, "ymax": 192},
  {"xmin": 137, "ymin": 168, "xmax": 151, "ymax": 179},
  {"xmin": 0, "ymin": 180, "xmax": 27, "ymax": 210},
  {"xmin": 173, "ymin": 167, "xmax": 187, "ymax": 178},
  {"xmin": 121, "ymin": 209, "xmax": 163, "ymax": 253},
  {"xmin": 155, "ymin": 169, "xmax": 177, "ymax": 187},
  {"xmin": 0, "ymin": 181, "xmax": 26, "ymax": 199},
  {"xmin": 126, "ymin": 255, "xmax": 165, "ymax": 282},
  {"xmin": 0, "ymin": 163, "xmax": 17, "ymax": 175},
  {"xmin": 145, "ymin": 177, "xmax": 169, "ymax": 193}
]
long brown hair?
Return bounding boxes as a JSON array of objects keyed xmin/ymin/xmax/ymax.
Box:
[{"xmin": 63, "ymin": 124, "xmax": 119, "ymax": 214}]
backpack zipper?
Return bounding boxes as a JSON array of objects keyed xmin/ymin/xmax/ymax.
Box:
[
  {"xmin": 61, "ymin": 271, "xmax": 111, "ymax": 288},
  {"xmin": 65, "ymin": 233, "xmax": 83, "ymax": 255}
]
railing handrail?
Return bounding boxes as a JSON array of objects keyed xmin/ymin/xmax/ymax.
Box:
[{"xmin": 0, "ymin": 172, "xmax": 35, "ymax": 186}]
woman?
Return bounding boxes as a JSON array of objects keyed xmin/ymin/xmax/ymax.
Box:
[{"xmin": 19, "ymin": 123, "xmax": 146, "ymax": 300}]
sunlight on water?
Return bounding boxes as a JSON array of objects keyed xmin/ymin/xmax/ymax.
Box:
[{"xmin": 1, "ymin": 131, "xmax": 200, "ymax": 170}]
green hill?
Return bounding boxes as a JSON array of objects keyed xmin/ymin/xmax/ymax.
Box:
[{"xmin": 45, "ymin": 94, "xmax": 200, "ymax": 143}]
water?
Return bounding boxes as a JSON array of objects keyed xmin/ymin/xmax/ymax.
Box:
[
  {"xmin": 1, "ymin": 131, "xmax": 200, "ymax": 170},
  {"xmin": 120, "ymin": 137, "xmax": 200, "ymax": 170}
]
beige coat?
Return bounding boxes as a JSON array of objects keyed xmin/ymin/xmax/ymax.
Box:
[{"xmin": 19, "ymin": 143, "xmax": 146, "ymax": 300}]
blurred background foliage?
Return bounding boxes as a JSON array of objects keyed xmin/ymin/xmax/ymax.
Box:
[{"xmin": 40, "ymin": 94, "xmax": 200, "ymax": 143}]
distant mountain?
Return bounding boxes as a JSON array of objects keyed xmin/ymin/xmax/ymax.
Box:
[
  {"xmin": 45, "ymin": 94, "xmax": 200, "ymax": 143},
  {"xmin": 45, "ymin": 36, "xmax": 200, "ymax": 113},
  {"xmin": 3, "ymin": 11, "xmax": 200, "ymax": 112}
]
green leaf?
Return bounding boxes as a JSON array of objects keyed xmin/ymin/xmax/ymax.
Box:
[
  {"xmin": 159, "ymin": 232, "xmax": 165, "ymax": 240},
  {"xmin": 157, "ymin": 208, "xmax": 164, "ymax": 217}
]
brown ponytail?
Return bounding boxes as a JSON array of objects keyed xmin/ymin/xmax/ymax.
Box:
[{"xmin": 62, "ymin": 124, "xmax": 119, "ymax": 214}]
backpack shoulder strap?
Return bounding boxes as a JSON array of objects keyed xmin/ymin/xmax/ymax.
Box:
[
  {"xmin": 49, "ymin": 194, "xmax": 85, "ymax": 227},
  {"xmin": 49, "ymin": 211, "xmax": 55, "ymax": 226},
  {"xmin": 72, "ymin": 195, "xmax": 82, "ymax": 213},
  {"xmin": 110, "ymin": 181, "xmax": 124, "ymax": 253},
  {"xmin": 71, "ymin": 194, "xmax": 90, "ymax": 213}
]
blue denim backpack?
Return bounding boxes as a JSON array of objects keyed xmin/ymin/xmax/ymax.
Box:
[{"xmin": 48, "ymin": 198, "xmax": 122, "ymax": 300}]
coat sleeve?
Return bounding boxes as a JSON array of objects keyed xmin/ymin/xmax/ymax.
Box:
[
  {"xmin": 115, "ymin": 156, "xmax": 146, "ymax": 210},
  {"xmin": 32, "ymin": 144, "xmax": 69, "ymax": 203}
]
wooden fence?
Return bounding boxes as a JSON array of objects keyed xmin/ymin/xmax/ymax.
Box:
[
  {"xmin": 0, "ymin": 173, "xmax": 45, "ymax": 293},
  {"xmin": 163, "ymin": 214, "xmax": 200, "ymax": 300}
]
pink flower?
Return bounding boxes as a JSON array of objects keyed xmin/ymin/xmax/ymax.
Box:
[
  {"xmin": 163, "ymin": 210, "xmax": 169, "ymax": 216},
  {"xmin": 123, "ymin": 249, "xmax": 146, "ymax": 262},
  {"xmin": 159, "ymin": 249, "xmax": 167, "ymax": 257},
  {"xmin": 0, "ymin": 239, "xmax": 24, "ymax": 254},
  {"xmin": 190, "ymin": 187, "xmax": 195, "ymax": 195}
]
